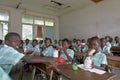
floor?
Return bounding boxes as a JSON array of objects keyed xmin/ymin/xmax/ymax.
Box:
[{"xmin": 10, "ymin": 64, "xmax": 120, "ymax": 80}]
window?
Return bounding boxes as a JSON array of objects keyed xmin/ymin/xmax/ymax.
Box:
[
  {"xmin": 34, "ymin": 17, "xmax": 44, "ymax": 25},
  {"xmin": 22, "ymin": 14, "xmax": 55, "ymax": 40},
  {"xmin": 0, "ymin": 10, "xmax": 9, "ymax": 40},
  {"xmin": 45, "ymin": 18, "xmax": 54, "ymax": 40},
  {"xmin": 45, "ymin": 18, "xmax": 54, "ymax": 26},
  {"xmin": 22, "ymin": 24, "xmax": 33, "ymax": 40}
]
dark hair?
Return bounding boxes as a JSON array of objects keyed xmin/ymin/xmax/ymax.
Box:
[
  {"xmin": 0, "ymin": 39, "xmax": 2, "ymax": 44},
  {"xmin": 45, "ymin": 38, "xmax": 52, "ymax": 43},
  {"xmin": 89, "ymin": 37, "xmax": 101, "ymax": 45},
  {"xmin": 32, "ymin": 39, "xmax": 38, "ymax": 43},
  {"xmin": 62, "ymin": 38, "xmax": 71, "ymax": 44},
  {"xmin": 5, "ymin": 32, "xmax": 20, "ymax": 41}
]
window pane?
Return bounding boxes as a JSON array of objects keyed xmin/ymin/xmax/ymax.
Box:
[
  {"xmin": 45, "ymin": 26, "xmax": 54, "ymax": 40},
  {"xmin": 34, "ymin": 17, "xmax": 44, "ymax": 25},
  {"xmin": 0, "ymin": 22, "xmax": 8, "ymax": 40},
  {"xmin": 22, "ymin": 24, "xmax": 33, "ymax": 40},
  {"xmin": 0, "ymin": 10, "xmax": 9, "ymax": 21},
  {"xmin": 22, "ymin": 15, "xmax": 33, "ymax": 24},
  {"xmin": 45, "ymin": 18, "xmax": 54, "ymax": 26}
]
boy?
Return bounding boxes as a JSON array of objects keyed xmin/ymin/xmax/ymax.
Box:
[{"xmin": 0, "ymin": 32, "xmax": 58, "ymax": 79}]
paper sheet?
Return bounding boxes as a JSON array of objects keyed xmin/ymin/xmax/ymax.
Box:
[{"xmin": 77, "ymin": 64, "xmax": 106, "ymax": 75}]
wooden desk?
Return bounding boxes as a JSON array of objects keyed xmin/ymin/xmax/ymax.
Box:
[
  {"xmin": 111, "ymin": 46, "xmax": 120, "ymax": 53},
  {"xmin": 20, "ymin": 56, "xmax": 55, "ymax": 80},
  {"xmin": 57, "ymin": 64, "xmax": 116, "ymax": 80},
  {"xmin": 107, "ymin": 55, "xmax": 120, "ymax": 69}
]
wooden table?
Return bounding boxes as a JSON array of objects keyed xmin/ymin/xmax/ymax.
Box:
[
  {"xmin": 111, "ymin": 46, "xmax": 120, "ymax": 53},
  {"xmin": 107, "ymin": 55, "xmax": 120, "ymax": 69},
  {"xmin": 19, "ymin": 56, "xmax": 55, "ymax": 80},
  {"xmin": 57, "ymin": 64, "xmax": 116, "ymax": 80}
]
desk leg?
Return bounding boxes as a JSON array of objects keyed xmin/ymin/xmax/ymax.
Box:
[
  {"xmin": 49, "ymin": 70, "xmax": 53, "ymax": 80},
  {"xmin": 31, "ymin": 66, "xmax": 36, "ymax": 80}
]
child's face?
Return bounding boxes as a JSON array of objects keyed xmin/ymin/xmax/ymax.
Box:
[
  {"xmin": 45, "ymin": 40, "xmax": 51, "ymax": 47},
  {"xmin": 62, "ymin": 41, "xmax": 70, "ymax": 49},
  {"xmin": 32, "ymin": 41, "xmax": 38, "ymax": 46},
  {"xmin": 89, "ymin": 40, "xmax": 100, "ymax": 50},
  {"xmin": 101, "ymin": 39, "xmax": 106, "ymax": 47},
  {"xmin": 76, "ymin": 41, "xmax": 81, "ymax": 45},
  {"xmin": 8, "ymin": 36, "xmax": 21, "ymax": 48}
]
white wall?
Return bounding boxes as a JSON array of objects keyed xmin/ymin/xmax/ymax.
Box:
[
  {"xmin": 60, "ymin": 0, "xmax": 120, "ymax": 40},
  {"xmin": 0, "ymin": 5, "xmax": 59, "ymax": 40}
]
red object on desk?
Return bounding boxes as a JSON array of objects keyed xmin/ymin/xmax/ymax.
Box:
[{"xmin": 54, "ymin": 58, "xmax": 65, "ymax": 63}]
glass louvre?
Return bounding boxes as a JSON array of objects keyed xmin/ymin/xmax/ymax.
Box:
[
  {"xmin": 45, "ymin": 26, "xmax": 54, "ymax": 40},
  {"xmin": 34, "ymin": 17, "xmax": 44, "ymax": 25},
  {"xmin": 22, "ymin": 15, "xmax": 33, "ymax": 24},
  {"xmin": 22, "ymin": 24, "xmax": 33, "ymax": 40},
  {"xmin": 45, "ymin": 18, "xmax": 54, "ymax": 26},
  {"xmin": 0, "ymin": 10, "xmax": 9, "ymax": 21}
]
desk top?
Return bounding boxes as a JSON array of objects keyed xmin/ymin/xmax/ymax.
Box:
[
  {"xmin": 23, "ymin": 56, "xmax": 53, "ymax": 63},
  {"xmin": 107, "ymin": 55, "xmax": 120, "ymax": 61},
  {"xmin": 111, "ymin": 46, "xmax": 120, "ymax": 53},
  {"xmin": 57, "ymin": 64, "xmax": 116, "ymax": 80}
]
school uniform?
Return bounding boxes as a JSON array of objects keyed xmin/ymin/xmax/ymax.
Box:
[
  {"xmin": 60, "ymin": 49, "xmax": 74, "ymax": 60},
  {"xmin": 81, "ymin": 45, "xmax": 89, "ymax": 53},
  {"xmin": 42, "ymin": 46, "xmax": 54, "ymax": 57},
  {"xmin": 0, "ymin": 67, "xmax": 11, "ymax": 80},
  {"xmin": 0, "ymin": 45, "xmax": 24, "ymax": 73},
  {"xmin": 99, "ymin": 46, "xmax": 111, "ymax": 53},
  {"xmin": 32, "ymin": 44, "xmax": 41, "ymax": 54},
  {"xmin": 23, "ymin": 43, "xmax": 33, "ymax": 51},
  {"xmin": 90, "ymin": 51, "xmax": 107, "ymax": 67},
  {"xmin": 106, "ymin": 42, "xmax": 112, "ymax": 49}
]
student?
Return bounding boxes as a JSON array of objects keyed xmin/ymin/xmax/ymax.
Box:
[
  {"xmin": 74, "ymin": 39, "xmax": 82, "ymax": 52},
  {"xmin": 100, "ymin": 38, "xmax": 111, "ymax": 54},
  {"xmin": 0, "ymin": 33, "xmax": 24, "ymax": 74},
  {"xmin": 105, "ymin": 36, "xmax": 112, "ymax": 49},
  {"xmin": 113, "ymin": 36, "xmax": 120, "ymax": 46},
  {"xmin": 71, "ymin": 38, "xmax": 76, "ymax": 47},
  {"xmin": 41, "ymin": 38, "xmax": 54, "ymax": 57},
  {"xmin": 58, "ymin": 39, "xmax": 63, "ymax": 49},
  {"xmin": 31, "ymin": 39, "xmax": 41, "ymax": 55},
  {"xmin": 81, "ymin": 38, "xmax": 90, "ymax": 53},
  {"xmin": 85, "ymin": 37, "xmax": 107, "ymax": 70},
  {"xmin": 0, "ymin": 32, "xmax": 59, "ymax": 79},
  {"xmin": 23, "ymin": 39, "xmax": 33, "ymax": 53},
  {"xmin": 53, "ymin": 39, "xmax": 59, "ymax": 49},
  {"xmin": 59, "ymin": 38, "xmax": 74, "ymax": 62}
]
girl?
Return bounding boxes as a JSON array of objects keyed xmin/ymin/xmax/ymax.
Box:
[{"xmin": 59, "ymin": 38, "xmax": 74, "ymax": 62}]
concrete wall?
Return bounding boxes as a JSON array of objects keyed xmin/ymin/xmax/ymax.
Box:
[{"xmin": 60, "ymin": 0, "xmax": 120, "ymax": 40}]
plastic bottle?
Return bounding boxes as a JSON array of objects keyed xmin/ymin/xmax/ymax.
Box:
[{"xmin": 84, "ymin": 56, "xmax": 92, "ymax": 69}]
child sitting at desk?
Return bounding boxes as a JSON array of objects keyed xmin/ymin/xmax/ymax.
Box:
[
  {"xmin": 0, "ymin": 32, "xmax": 59, "ymax": 80},
  {"xmin": 85, "ymin": 37, "xmax": 107, "ymax": 70},
  {"xmin": 73, "ymin": 39, "xmax": 82, "ymax": 52},
  {"xmin": 59, "ymin": 38, "xmax": 74, "ymax": 62},
  {"xmin": 41, "ymin": 38, "xmax": 54, "ymax": 57}
]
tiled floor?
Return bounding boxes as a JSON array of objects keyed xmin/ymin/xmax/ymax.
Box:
[{"xmin": 10, "ymin": 65, "xmax": 120, "ymax": 80}]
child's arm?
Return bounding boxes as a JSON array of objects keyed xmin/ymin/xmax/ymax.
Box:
[{"xmin": 63, "ymin": 48, "xmax": 72, "ymax": 62}]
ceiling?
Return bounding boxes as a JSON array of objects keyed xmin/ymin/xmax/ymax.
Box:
[{"xmin": 0, "ymin": 0, "xmax": 102, "ymax": 16}]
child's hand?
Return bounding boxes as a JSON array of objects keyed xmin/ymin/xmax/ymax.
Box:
[{"xmin": 87, "ymin": 49, "xmax": 96, "ymax": 55}]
